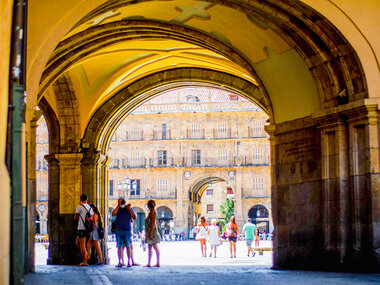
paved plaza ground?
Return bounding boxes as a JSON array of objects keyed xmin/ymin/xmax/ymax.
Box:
[{"xmin": 27, "ymin": 240, "xmax": 380, "ymax": 285}]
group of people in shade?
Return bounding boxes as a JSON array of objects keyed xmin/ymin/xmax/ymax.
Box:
[
  {"xmin": 196, "ymin": 216, "xmax": 259, "ymax": 259},
  {"xmin": 74, "ymin": 194, "xmax": 160, "ymax": 267}
]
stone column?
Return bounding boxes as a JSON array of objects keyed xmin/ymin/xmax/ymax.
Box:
[
  {"xmin": 81, "ymin": 151, "xmax": 110, "ymax": 264},
  {"xmin": 175, "ymin": 169, "xmax": 185, "ymax": 228},
  {"xmin": 344, "ymin": 104, "xmax": 379, "ymax": 270},
  {"xmin": 46, "ymin": 153, "xmax": 83, "ymax": 265},
  {"xmin": 234, "ymin": 169, "xmax": 243, "ymax": 226},
  {"xmin": 26, "ymin": 115, "xmax": 38, "ymax": 272},
  {"xmin": 317, "ymin": 114, "xmax": 351, "ymax": 268}
]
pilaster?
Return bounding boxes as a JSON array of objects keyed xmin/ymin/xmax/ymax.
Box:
[{"xmin": 45, "ymin": 153, "xmax": 83, "ymax": 265}]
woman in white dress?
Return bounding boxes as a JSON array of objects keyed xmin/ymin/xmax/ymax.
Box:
[
  {"xmin": 207, "ymin": 219, "xmax": 221, "ymax": 258},
  {"xmin": 196, "ymin": 216, "xmax": 209, "ymax": 257}
]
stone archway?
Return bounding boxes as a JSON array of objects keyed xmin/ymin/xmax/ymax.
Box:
[
  {"xmin": 248, "ymin": 205, "xmax": 270, "ymax": 233},
  {"xmin": 23, "ymin": 0, "xmax": 380, "ymax": 274}
]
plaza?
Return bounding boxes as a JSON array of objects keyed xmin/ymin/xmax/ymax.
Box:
[{"xmin": 28, "ymin": 241, "xmax": 380, "ymax": 284}]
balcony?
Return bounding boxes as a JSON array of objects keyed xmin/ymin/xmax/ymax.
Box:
[
  {"xmin": 129, "ymin": 189, "xmax": 177, "ymax": 200},
  {"xmin": 242, "ymin": 187, "xmax": 271, "ymax": 198},
  {"xmin": 186, "ymin": 129, "xmax": 205, "ymax": 139},
  {"xmin": 213, "ymin": 128, "xmax": 231, "ymax": 139},
  {"xmin": 153, "ymin": 129, "xmax": 171, "ymax": 140},
  {"xmin": 248, "ymin": 127, "xmax": 269, "ymax": 138},
  {"xmin": 109, "ymin": 156, "xmax": 270, "ymax": 169}
]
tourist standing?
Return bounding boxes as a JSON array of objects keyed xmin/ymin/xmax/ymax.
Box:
[
  {"xmin": 255, "ymin": 228, "xmax": 260, "ymax": 247},
  {"xmin": 207, "ymin": 219, "xmax": 221, "ymax": 258},
  {"xmin": 86, "ymin": 204, "xmax": 104, "ymax": 265},
  {"xmin": 196, "ymin": 216, "xmax": 209, "ymax": 258},
  {"xmin": 74, "ymin": 194, "xmax": 93, "ymax": 266},
  {"xmin": 241, "ymin": 218, "xmax": 256, "ymax": 257},
  {"xmin": 112, "ymin": 198, "xmax": 136, "ymax": 267},
  {"xmin": 145, "ymin": 199, "xmax": 161, "ymax": 267},
  {"xmin": 226, "ymin": 216, "xmax": 239, "ymax": 258}
]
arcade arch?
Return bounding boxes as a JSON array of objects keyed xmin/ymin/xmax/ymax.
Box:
[{"xmin": 14, "ymin": 0, "xmax": 379, "ymax": 278}]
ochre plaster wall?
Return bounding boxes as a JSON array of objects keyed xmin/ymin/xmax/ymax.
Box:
[{"xmin": 0, "ymin": 0, "xmax": 13, "ymax": 284}]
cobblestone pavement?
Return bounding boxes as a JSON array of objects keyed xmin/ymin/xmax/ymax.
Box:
[{"xmin": 27, "ymin": 241, "xmax": 380, "ymax": 285}]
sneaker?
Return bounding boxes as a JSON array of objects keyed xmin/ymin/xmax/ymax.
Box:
[
  {"xmin": 252, "ymin": 252, "xmax": 256, "ymax": 258},
  {"xmin": 96, "ymin": 262, "xmax": 104, "ymax": 266}
]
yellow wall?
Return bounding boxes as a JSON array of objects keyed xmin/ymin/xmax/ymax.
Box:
[{"xmin": 0, "ymin": 0, "xmax": 13, "ymax": 284}]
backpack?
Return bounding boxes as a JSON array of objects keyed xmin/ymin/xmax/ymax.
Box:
[{"xmin": 80, "ymin": 205, "xmax": 94, "ymax": 235}]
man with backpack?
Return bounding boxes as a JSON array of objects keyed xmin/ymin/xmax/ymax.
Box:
[{"xmin": 75, "ymin": 194, "xmax": 94, "ymax": 266}]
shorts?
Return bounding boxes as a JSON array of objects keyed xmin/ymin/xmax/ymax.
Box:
[
  {"xmin": 77, "ymin": 230, "xmax": 88, "ymax": 238},
  {"xmin": 116, "ymin": 229, "xmax": 132, "ymax": 248},
  {"xmin": 245, "ymin": 239, "xmax": 253, "ymax": 246},
  {"xmin": 228, "ymin": 236, "xmax": 237, "ymax": 243}
]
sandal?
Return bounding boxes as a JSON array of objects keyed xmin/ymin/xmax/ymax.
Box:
[{"xmin": 115, "ymin": 263, "xmax": 123, "ymax": 267}]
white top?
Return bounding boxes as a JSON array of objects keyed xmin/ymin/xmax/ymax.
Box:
[
  {"xmin": 197, "ymin": 224, "xmax": 208, "ymax": 239},
  {"xmin": 76, "ymin": 203, "xmax": 93, "ymax": 230},
  {"xmin": 208, "ymin": 225, "xmax": 220, "ymax": 246}
]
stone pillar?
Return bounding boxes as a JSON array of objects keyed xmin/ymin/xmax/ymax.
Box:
[
  {"xmin": 318, "ymin": 115, "xmax": 351, "ymax": 268},
  {"xmin": 81, "ymin": 151, "xmax": 110, "ymax": 264},
  {"xmin": 269, "ymin": 117, "xmax": 323, "ymax": 270},
  {"xmin": 46, "ymin": 153, "xmax": 83, "ymax": 265},
  {"xmin": 26, "ymin": 116, "xmax": 38, "ymax": 272},
  {"xmin": 344, "ymin": 105, "xmax": 379, "ymax": 270},
  {"xmin": 175, "ymin": 169, "xmax": 184, "ymax": 227},
  {"xmin": 234, "ymin": 169, "xmax": 243, "ymax": 226}
]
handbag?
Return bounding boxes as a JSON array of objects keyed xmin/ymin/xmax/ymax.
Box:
[
  {"xmin": 98, "ymin": 223, "xmax": 105, "ymax": 239},
  {"xmin": 111, "ymin": 220, "xmax": 116, "ymax": 233}
]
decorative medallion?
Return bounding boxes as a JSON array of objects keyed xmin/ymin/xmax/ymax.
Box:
[
  {"xmin": 184, "ymin": 171, "xmax": 191, "ymax": 178},
  {"xmin": 38, "ymin": 204, "xmax": 46, "ymax": 213},
  {"xmin": 228, "ymin": 170, "xmax": 235, "ymax": 178}
]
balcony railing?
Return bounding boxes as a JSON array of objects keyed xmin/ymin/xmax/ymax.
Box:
[
  {"xmin": 112, "ymin": 127, "xmax": 268, "ymax": 141},
  {"xmin": 186, "ymin": 129, "xmax": 205, "ymax": 139},
  {"xmin": 109, "ymin": 156, "xmax": 270, "ymax": 169},
  {"xmin": 242, "ymin": 187, "xmax": 271, "ymax": 198},
  {"xmin": 213, "ymin": 129, "xmax": 232, "ymax": 139},
  {"xmin": 153, "ymin": 129, "xmax": 171, "ymax": 140},
  {"xmin": 128, "ymin": 189, "xmax": 177, "ymax": 200},
  {"xmin": 248, "ymin": 127, "xmax": 268, "ymax": 138}
]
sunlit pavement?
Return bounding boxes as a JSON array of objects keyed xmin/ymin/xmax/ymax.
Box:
[{"xmin": 27, "ymin": 241, "xmax": 380, "ymax": 285}]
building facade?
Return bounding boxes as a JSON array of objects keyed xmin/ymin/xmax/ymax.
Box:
[
  {"xmin": 36, "ymin": 87, "xmax": 272, "ymax": 235},
  {"xmin": 106, "ymin": 87, "xmax": 272, "ymax": 234}
]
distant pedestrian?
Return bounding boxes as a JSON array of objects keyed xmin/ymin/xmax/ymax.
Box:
[
  {"xmin": 112, "ymin": 198, "xmax": 136, "ymax": 267},
  {"xmin": 86, "ymin": 204, "xmax": 104, "ymax": 265},
  {"xmin": 196, "ymin": 216, "xmax": 209, "ymax": 258},
  {"xmin": 141, "ymin": 230, "xmax": 146, "ymax": 251},
  {"xmin": 207, "ymin": 219, "xmax": 221, "ymax": 258},
  {"xmin": 226, "ymin": 216, "xmax": 239, "ymax": 258},
  {"xmin": 74, "ymin": 194, "xmax": 93, "ymax": 266},
  {"xmin": 145, "ymin": 200, "xmax": 160, "ymax": 267},
  {"xmin": 241, "ymin": 218, "xmax": 256, "ymax": 258},
  {"xmin": 255, "ymin": 228, "xmax": 260, "ymax": 247}
]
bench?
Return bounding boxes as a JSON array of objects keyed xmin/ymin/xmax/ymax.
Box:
[{"xmin": 253, "ymin": 247, "xmax": 272, "ymax": 255}]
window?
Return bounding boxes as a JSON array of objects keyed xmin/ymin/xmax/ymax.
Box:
[
  {"xmin": 131, "ymin": 125, "xmax": 141, "ymax": 140},
  {"xmin": 206, "ymin": 188, "xmax": 213, "ymax": 196},
  {"xmin": 192, "ymin": 150, "xmax": 201, "ymax": 165},
  {"xmin": 112, "ymin": 133, "xmax": 117, "ymax": 142},
  {"xmin": 253, "ymin": 177, "xmax": 264, "ymax": 190},
  {"xmin": 191, "ymin": 123, "xmax": 201, "ymax": 135},
  {"xmin": 130, "ymin": 151, "xmax": 140, "ymax": 166},
  {"xmin": 162, "ymin": 124, "xmax": 167, "ymax": 139},
  {"xmin": 158, "ymin": 150, "xmax": 167, "ymax": 165},
  {"xmin": 130, "ymin": 179, "xmax": 140, "ymax": 196},
  {"xmin": 218, "ymin": 149, "xmax": 228, "ymax": 161},
  {"xmin": 207, "ymin": 204, "xmax": 214, "ymax": 214},
  {"xmin": 109, "ymin": 180, "xmax": 114, "ymax": 196},
  {"xmin": 218, "ymin": 122, "xmax": 227, "ymax": 134},
  {"xmin": 157, "ymin": 179, "xmax": 168, "ymax": 191},
  {"xmin": 253, "ymin": 148, "xmax": 264, "ymax": 163}
]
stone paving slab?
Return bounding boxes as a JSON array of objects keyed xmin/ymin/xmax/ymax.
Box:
[{"xmin": 25, "ymin": 265, "xmax": 380, "ymax": 285}]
